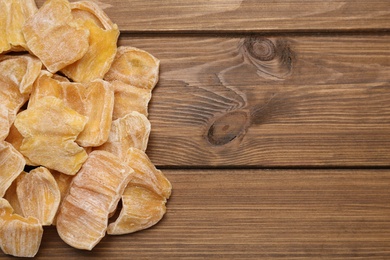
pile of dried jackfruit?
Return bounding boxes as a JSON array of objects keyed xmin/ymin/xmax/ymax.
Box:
[{"xmin": 0, "ymin": 0, "xmax": 172, "ymax": 257}]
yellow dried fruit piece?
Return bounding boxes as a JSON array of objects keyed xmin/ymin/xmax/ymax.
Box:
[
  {"xmin": 51, "ymin": 170, "xmax": 73, "ymax": 202},
  {"xmin": 107, "ymin": 185, "xmax": 166, "ymax": 235},
  {"xmin": 0, "ymin": 0, "xmax": 38, "ymax": 53},
  {"xmin": 97, "ymin": 111, "xmax": 151, "ymax": 159},
  {"xmin": 14, "ymin": 96, "xmax": 88, "ymax": 175},
  {"xmin": 0, "ymin": 198, "xmax": 43, "ymax": 258},
  {"xmin": 17, "ymin": 167, "xmax": 61, "ymax": 226},
  {"xmin": 0, "ymin": 141, "xmax": 25, "ymax": 197},
  {"xmin": 0, "ymin": 104, "xmax": 8, "ymax": 141},
  {"xmin": 61, "ymin": 1, "xmax": 119, "ymax": 82},
  {"xmin": 109, "ymin": 80, "xmax": 152, "ymax": 119},
  {"xmin": 5, "ymin": 124, "xmax": 37, "ymax": 166},
  {"xmin": 22, "ymin": 0, "xmax": 89, "ymax": 73},
  {"xmin": 0, "ymin": 78, "xmax": 29, "ymax": 141},
  {"xmin": 104, "ymin": 46, "xmax": 160, "ymax": 90},
  {"xmin": 0, "ymin": 54, "xmax": 41, "ymax": 140},
  {"xmin": 56, "ymin": 151, "xmax": 133, "ymax": 250},
  {"xmin": 0, "ymin": 54, "xmax": 42, "ymax": 95},
  {"xmin": 29, "ymin": 71, "xmax": 114, "ymax": 147},
  {"xmin": 4, "ymin": 172, "xmax": 25, "ymax": 216},
  {"xmin": 125, "ymin": 147, "xmax": 172, "ymax": 199}
]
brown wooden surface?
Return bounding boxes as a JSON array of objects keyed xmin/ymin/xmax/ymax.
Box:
[
  {"xmin": 2, "ymin": 0, "xmax": 390, "ymax": 259},
  {"xmin": 1, "ymin": 170, "xmax": 389, "ymax": 259},
  {"xmin": 35, "ymin": 0, "xmax": 390, "ymax": 32},
  {"xmin": 122, "ymin": 36, "xmax": 390, "ymax": 167}
]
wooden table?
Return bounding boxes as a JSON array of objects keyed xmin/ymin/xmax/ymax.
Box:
[{"xmin": 4, "ymin": 0, "xmax": 390, "ymax": 259}]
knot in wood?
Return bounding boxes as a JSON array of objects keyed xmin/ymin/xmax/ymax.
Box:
[
  {"xmin": 245, "ymin": 37, "xmax": 276, "ymax": 61},
  {"xmin": 240, "ymin": 37, "xmax": 294, "ymax": 80},
  {"xmin": 207, "ymin": 110, "xmax": 250, "ymax": 146}
]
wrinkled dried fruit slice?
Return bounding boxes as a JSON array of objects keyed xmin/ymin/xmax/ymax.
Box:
[
  {"xmin": 0, "ymin": 141, "xmax": 25, "ymax": 197},
  {"xmin": 0, "ymin": 104, "xmax": 9, "ymax": 141},
  {"xmin": 14, "ymin": 96, "xmax": 88, "ymax": 175},
  {"xmin": 29, "ymin": 71, "xmax": 114, "ymax": 147},
  {"xmin": 56, "ymin": 151, "xmax": 133, "ymax": 250},
  {"xmin": 0, "ymin": 78, "xmax": 29, "ymax": 140},
  {"xmin": 0, "ymin": 54, "xmax": 42, "ymax": 94},
  {"xmin": 104, "ymin": 46, "xmax": 160, "ymax": 90},
  {"xmin": 5, "ymin": 124, "xmax": 37, "ymax": 166},
  {"xmin": 51, "ymin": 170, "xmax": 74, "ymax": 225},
  {"xmin": 97, "ymin": 111, "xmax": 151, "ymax": 159},
  {"xmin": 125, "ymin": 148, "xmax": 171, "ymax": 199},
  {"xmin": 0, "ymin": 198, "xmax": 43, "ymax": 257},
  {"xmin": 107, "ymin": 185, "xmax": 166, "ymax": 235},
  {"xmin": 51, "ymin": 170, "xmax": 73, "ymax": 202},
  {"xmin": 3, "ymin": 172, "xmax": 25, "ymax": 216},
  {"xmin": 0, "ymin": 0, "xmax": 38, "ymax": 53},
  {"xmin": 22, "ymin": 0, "xmax": 89, "ymax": 73},
  {"xmin": 17, "ymin": 167, "xmax": 61, "ymax": 226},
  {"xmin": 109, "ymin": 80, "xmax": 152, "ymax": 119},
  {"xmin": 61, "ymin": 1, "xmax": 119, "ymax": 82}
]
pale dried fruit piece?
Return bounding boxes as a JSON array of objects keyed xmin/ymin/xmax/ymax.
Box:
[
  {"xmin": 17, "ymin": 167, "xmax": 61, "ymax": 226},
  {"xmin": 29, "ymin": 71, "xmax": 114, "ymax": 147},
  {"xmin": 0, "ymin": 104, "xmax": 9, "ymax": 141},
  {"xmin": 0, "ymin": 198, "xmax": 43, "ymax": 257},
  {"xmin": 0, "ymin": 54, "xmax": 42, "ymax": 95},
  {"xmin": 107, "ymin": 185, "xmax": 166, "ymax": 235},
  {"xmin": 0, "ymin": 141, "xmax": 25, "ymax": 197},
  {"xmin": 51, "ymin": 170, "xmax": 73, "ymax": 225},
  {"xmin": 56, "ymin": 151, "xmax": 133, "ymax": 250},
  {"xmin": 125, "ymin": 148, "xmax": 172, "ymax": 199},
  {"xmin": 3, "ymin": 172, "xmax": 25, "ymax": 216},
  {"xmin": 5, "ymin": 124, "xmax": 37, "ymax": 166},
  {"xmin": 14, "ymin": 96, "xmax": 88, "ymax": 175},
  {"xmin": 22, "ymin": 0, "xmax": 89, "ymax": 73},
  {"xmin": 0, "ymin": 0, "xmax": 38, "ymax": 53},
  {"xmin": 0, "ymin": 54, "xmax": 40, "ymax": 140},
  {"xmin": 109, "ymin": 80, "xmax": 152, "ymax": 119},
  {"xmin": 51, "ymin": 170, "xmax": 73, "ymax": 202},
  {"xmin": 0, "ymin": 78, "xmax": 29, "ymax": 141},
  {"xmin": 97, "ymin": 111, "xmax": 151, "ymax": 159},
  {"xmin": 61, "ymin": 1, "xmax": 119, "ymax": 82},
  {"xmin": 104, "ymin": 46, "xmax": 160, "ymax": 90}
]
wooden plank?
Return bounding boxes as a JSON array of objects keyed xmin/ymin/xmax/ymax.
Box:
[
  {"xmin": 117, "ymin": 36, "xmax": 390, "ymax": 167},
  {"xmin": 2, "ymin": 169, "xmax": 389, "ymax": 259},
  {"xmin": 34, "ymin": 0, "xmax": 390, "ymax": 32}
]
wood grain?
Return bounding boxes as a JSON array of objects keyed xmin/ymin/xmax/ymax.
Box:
[
  {"xmin": 35, "ymin": 0, "xmax": 390, "ymax": 32},
  {"xmin": 1, "ymin": 169, "xmax": 389, "ymax": 259},
  {"xmin": 114, "ymin": 36, "xmax": 390, "ymax": 167}
]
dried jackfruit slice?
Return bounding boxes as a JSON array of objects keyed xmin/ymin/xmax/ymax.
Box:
[
  {"xmin": 104, "ymin": 46, "xmax": 160, "ymax": 90},
  {"xmin": 0, "ymin": 104, "xmax": 9, "ymax": 141},
  {"xmin": 5, "ymin": 124, "xmax": 37, "ymax": 166},
  {"xmin": 17, "ymin": 167, "xmax": 61, "ymax": 226},
  {"xmin": 0, "ymin": 78, "xmax": 29, "ymax": 141},
  {"xmin": 14, "ymin": 96, "xmax": 88, "ymax": 175},
  {"xmin": 61, "ymin": 1, "xmax": 119, "ymax": 82},
  {"xmin": 51, "ymin": 170, "xmax": 73, "ymax": 202},
  {"xmin": 125, "ymin": 148, "xmax": 172, "ymax": 199},
  {"xmin": 0, "ymin": 0, "xmax": 38, "ymax": 53},
  {"xmin": 0, "ymin": 141, "xmax": 25, "ymax": 197},
  {"xmin": 0, "ymin": 54, "xmax": 42, "ymax": 94},
  {"xmin": 29, "ymin": 71, "xmax": 114, "ymax": 147},
  {"xmin": 97, "ymin": 111, "xmax": 151, "ymax": 159},
  {"xmin": 0, "ymin": 198, "xmax": 43, "ymax": 258},
  {"xmin": 56, "ymin": 151, "xmax": 133, "ymax": 250},
  {"xmin": 107, "ymin": 185, "xmax": 166, "ymax": 235},
  {"xmin": 4, "ymin": 172, "xmax": 24, "ymax": 216},
  {"xmin": 109, "ymin": 80, "xmax": 152, "ymax": 119},
  {"xmin": 22, "ymin": 0, "xmax": 89, "ymax": 73},
  {"xmin": 30, "ymin": 72, "xmax": 115, "ymax": 146}
]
